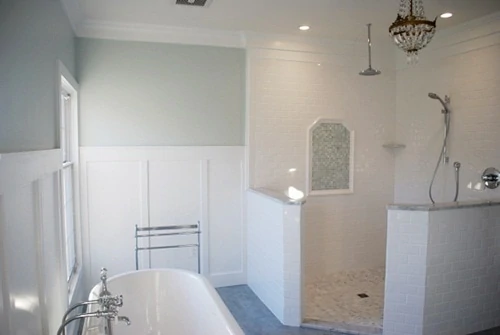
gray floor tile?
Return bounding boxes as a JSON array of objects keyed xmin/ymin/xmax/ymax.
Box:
[
  {"xmin": 216, "ymin": 285, "xmax": 344, "ymax": 335},
  {"xmin": 471, "ymin": 327, "xmax": 500, "ymax": 335}
]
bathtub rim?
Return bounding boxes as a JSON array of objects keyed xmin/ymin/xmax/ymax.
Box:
[
  {"xmin": 92, "ymin": 268, "xmax": 203, "ymax": 290},
  {"xmin": 87, "ymin": 268, "xmax": 243, "ymax": 334}
]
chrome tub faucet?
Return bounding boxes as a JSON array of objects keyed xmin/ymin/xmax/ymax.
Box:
[{"xmin": 57, "ymin": 267, "xmax": 131, "ymax": 335}]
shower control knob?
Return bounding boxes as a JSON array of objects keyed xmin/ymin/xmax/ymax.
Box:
[{"xmin": 482, "ymin": 167, "xmax": 500, "ymax": 189}]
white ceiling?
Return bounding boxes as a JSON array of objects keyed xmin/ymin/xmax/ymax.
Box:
[{"xmin": 71, "ymin": 0, "xmax": 500, "ymax": 41}]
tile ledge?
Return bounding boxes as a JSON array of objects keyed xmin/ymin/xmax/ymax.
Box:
[
  {"xmin": 248, "ymin": 187, "xmax": 306, "ymax": 206},
  {"xmin": 387, "ymin": 199, "xmax": 500, "ymax": 211}
]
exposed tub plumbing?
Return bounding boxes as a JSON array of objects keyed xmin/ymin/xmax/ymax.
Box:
[{"xmin": 56, "ymin": 268, "xmax": 131, "ymax": 335}]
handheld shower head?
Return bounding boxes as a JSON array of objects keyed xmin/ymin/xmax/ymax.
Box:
[
  {"xmin": 428, "ymin": 92, "xmax": 450, "ymax": 113},
  {"xmin": 428, "ymin": 92, "xmax": 439, "ymax": 99}
]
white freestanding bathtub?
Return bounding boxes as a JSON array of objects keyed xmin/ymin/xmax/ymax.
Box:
[{"xmin": 82, "ymin": 269, "xmax": 244, "ymax": 335}]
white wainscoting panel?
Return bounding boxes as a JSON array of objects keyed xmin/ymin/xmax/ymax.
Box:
[
  {"xmin": 3, "ymin": 184, "xmax": 43, "ymax": 333},
  {"xmin": 208, "ymin": 160, "xmax": 245, "ymax": 286},
  {"xmin": 35, "ymin": 173, "xmax": 67, "ymax": 334},
  {"xmin": 0, "ymin": 150, "xmax": 78, "ymax": 335},
  {"xmin": 86, "ymin": 161, "xmax": 144, "ymax": 285},
  {"xmin": 149, "ymin": 161, "xmax": 202, "ymax": 228},
  {"xmin": 0, "ymin": 195, "xmax": 7, "ymax": 333},
  {"xmin": 80, "ymin": 146, "xmax": 246, "ymax": 289},
  {"xmin": 150, "ymin": 245, "xmax": 199, "ymax": 273},
  {"xmin": 148, "ymin": 160, "xmax": 204, "ymax": 272}
]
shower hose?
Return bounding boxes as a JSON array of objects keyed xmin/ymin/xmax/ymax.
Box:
[{"xmin": 428, "ymin": 116, "xmax": 460, "ymax": 204}]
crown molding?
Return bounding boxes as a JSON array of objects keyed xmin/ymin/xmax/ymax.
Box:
[
  {"xmin": 77, "ymin": 20, "xmax": 245, "ymax": 48},
  {"xmin": 62, "ymin": 2, "xmax": 498, "ymax": 56},
  {"xmin": 429, "ymin": 10, "xmax": 500, "ymax": 52},
  {"xmin": 244, "ymin": 31, "xmax": 362, "ymax": 55},
  {"xmin": 244, "ymin": 31, "xmax": 397, "ymax": 73},
  {"xmin": 59, "ymin": 0, "xmax": 84, "ymax": 34}
]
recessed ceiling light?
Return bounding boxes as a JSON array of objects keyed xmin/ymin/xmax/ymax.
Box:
[
  {"xmin": 440, "ymin": 12, "xmax": 453, "ymax": 19},
  {"xmin": 299, "ymin": 25, "xmax": 310, "ymax": 31}
]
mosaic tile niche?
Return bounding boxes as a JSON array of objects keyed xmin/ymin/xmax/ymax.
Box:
[{"xmin": 309, "ymin": 121, "xmax": 353, "ymax": 194}]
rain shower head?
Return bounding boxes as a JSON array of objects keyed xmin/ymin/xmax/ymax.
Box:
[
  {"xmin": 360, "ymin": 68, "xmax": 381, "ymax": 76},
  {"xmin": 359, "ymin": 23, "xmax": 381, "ymax": 76}
]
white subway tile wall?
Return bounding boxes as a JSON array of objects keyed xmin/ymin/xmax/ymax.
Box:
[
  {"xmin": 246, "ymin": 190, "xmax": 302, "ymax": 326},
  {"xmin": 394, "ymin": 29, "xmax": 500, "ymax": 204},
  {"xmin": 248, "ymin": 46, "xmax": 396, "ymax": 281},
  {"xmin": 282, "ymin": 205, "xmax": 302, "ymax": 326},
  {"xmin": 384, "ymin": 210, "xmax": 428, "ymax": 335},
  {"xmin": 424, "ymin": 206, "xmax": 500, "ymax": 335},
  {"xmin": 385, "ymin": 205, "xmax": 500, "ymax": 335}
]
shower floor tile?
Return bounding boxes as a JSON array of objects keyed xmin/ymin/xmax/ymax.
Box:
[{"xmin": 304, "ymin": 267, "xmax": 385, "ymax": 334}]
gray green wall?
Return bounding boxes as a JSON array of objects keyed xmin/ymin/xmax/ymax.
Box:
[
  {"xmin": 76, "ymin": 38, "xmax": 245, "ymax": 146},
  {"xmin": 0, "ymin": 0, "xmax": 75, "ymax": 152}
]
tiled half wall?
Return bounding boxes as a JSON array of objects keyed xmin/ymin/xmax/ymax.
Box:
[
  {"xmin": 384, "ymin": 203, "xmax": 500, "ymax": 335},
  {"xmin": 246, "ymin": 189, "xmax": 302, "ymax": 326}
]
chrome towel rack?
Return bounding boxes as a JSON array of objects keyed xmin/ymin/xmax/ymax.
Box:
[{"xmin": 135, "ymin": 223, "xmax": 201, "ymax": 273}]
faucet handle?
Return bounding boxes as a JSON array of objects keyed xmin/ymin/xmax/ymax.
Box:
[
  {"xmin": 99, "ymin": 294, "xmax": 123, "ymax": 309},
  {"xmin": 99, "ymin": 268, "xmax": 111, "ymax": 298},
  {"xmin": 111, "ymin": 295, "xmax": 123, "ymax": 307},
  {"xmin": 100, "ymin": 268, "xmax": 108, "ymax": 282}
]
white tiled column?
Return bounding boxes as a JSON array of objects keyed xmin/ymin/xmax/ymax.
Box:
[
  {"xmin": 282, "ymin": 205, "xmax": 302, "ymax": 326},
  {"xmin": 424, "ymin": 206, "xmax": 500, "ymax": 335},
  {"xmin": 384, "ymin": 210, "xmax": 429, "ymax": 335},
  {"xmin": 246, "ymin": 189, "xmax": 303, "ymax": 327},
  {"xmin": 385, "ymin": 203, "xmax": 500, "ymax": 335}
]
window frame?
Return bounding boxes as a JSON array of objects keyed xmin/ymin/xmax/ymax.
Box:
[{"xmin": 57, "ymin": 60, "xmax": 82, "ymax": 303}]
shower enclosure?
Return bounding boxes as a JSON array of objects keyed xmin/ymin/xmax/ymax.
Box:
[
  {"xmin": 301, "ymin": 119, "xmax": 386, "ymax": 334},
  {"xmin": 245, "ymin": 20, "xmax": 500, "ymax": 333},
  {"xmin": 300, "ymin": 92, "xmax": 462, "ymax": 334},
  {"xmin": 247, "ymin": 51, "xmax": 394, "ymax": 334},
  {"xmin": 244, "ymin": 37, "xmax": 479, "ymax": 334}
]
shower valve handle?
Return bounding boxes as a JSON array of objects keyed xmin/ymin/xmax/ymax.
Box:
[{"xmin": 482, "ymin": 167, "xmax": 500, "ymax": 189}]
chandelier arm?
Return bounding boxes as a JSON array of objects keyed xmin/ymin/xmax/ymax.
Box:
[{"xmin": 389, "ymin": 18, "xmax": 436, "ymax": 31}]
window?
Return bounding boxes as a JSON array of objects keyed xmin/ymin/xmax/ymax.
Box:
[
  {"xmin": 58, "ymin": 61, "xmax": 81, "ymax": 296},
  {"xmin": 60, "ymin": 89, "xmax": 77, "ymax": 282}
]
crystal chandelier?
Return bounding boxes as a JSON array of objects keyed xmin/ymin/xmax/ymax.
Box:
[{"xmin": 389, "ymin": 0, "xmax": 436, "ymax": 64}]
